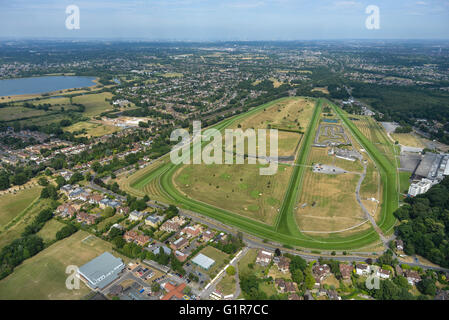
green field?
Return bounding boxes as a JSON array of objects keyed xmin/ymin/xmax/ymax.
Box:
[
  {"xmin": 65, "ymin": 120, "xmax": 120, "ymax": 137},
  {"xmin": 72, "ymin": 92, "xmax": 114, "ymax": 117},
  {"xmin": 197, "ymin": 246, "xmax": 230, "ymax": 277},
  {"xmin": 0, "ymin": 231, "xmax": 128, "ymax": 300},
  {"xmin": 36, "ymin": 219, "xmax": 66, "ymax": 243},
  {"xmin": 0, "ymin": 186, "xmax": 42, "ymax": 228},
  {"xmin": 0, "ymin": 198, "xmax": 52, "ymax": 250},
  {"xmin": 124, "ymin": 97, "xmax": 398, "ymax": 250}
]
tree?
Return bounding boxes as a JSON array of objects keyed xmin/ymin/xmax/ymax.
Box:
[
  {"xmin": 38, "ymin": 177, "xmax": 49, "ymax": 186},
  {"xmin": 12, "ymin": 172, "xmax": 28, "ymax": 186},
  {"xmin": 226, "ymin": 266, "xmax": 236, "ymax": 276},
  {"xmin": 151, "ymin": 282, "xmax": 160, "ymax": 293},
  {"xmin": 56, "ymin": 225, "xmax": 78, "ymax": 240},
  {"xmin": 417, "ymin": 278, "xmax": 437, "ymax": 296},
  {"xmin": 304, "ymin": 271, "xmax": 315, "ymax": 290},
  {"xmin": 291, "ymin": 269, "xmax": 304, "ymax": 285}
]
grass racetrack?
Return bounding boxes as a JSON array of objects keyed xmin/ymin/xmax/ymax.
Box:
[{"xmin": 124, "ymin": 97, "xmax": 400, "ymax": 250}]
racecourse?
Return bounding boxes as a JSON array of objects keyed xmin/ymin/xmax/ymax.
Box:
[{"xmin": 124, "ymin": 97, "xmax": 400, "ymax": 250}]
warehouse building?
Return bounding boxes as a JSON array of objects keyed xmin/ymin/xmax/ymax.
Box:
[
  {"xmin": 78, "ymin": 252, "xmax": 125, "ymax": 289},
  {"xmin": 191, "ymin": 253, "xmax": 216, "ymax": 270}
]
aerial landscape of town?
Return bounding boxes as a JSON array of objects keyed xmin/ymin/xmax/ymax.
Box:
[{"xmin": 0, "ymin": 0, "xmax": 448, "ymax": 307}]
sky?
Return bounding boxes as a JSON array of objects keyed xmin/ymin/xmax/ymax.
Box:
[{"xmin": 0, "ymin": 0, "xmax": 448, "ymax": 40}]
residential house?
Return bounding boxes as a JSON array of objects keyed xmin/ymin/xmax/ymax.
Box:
[
  {"xmin": 99, "ymin": 198, "xmax": 120, "ymax": 209},
  {"xmin": 170, "ymin": 237, "xmax": 189, "ymax": 251},
  {"xmin": 255, "ymin": 250, "xmax": 273, "ymax": 267},
  {"xmin": 56, "ymin": 203, "xmax": 77, "ymax": 218},
  {"xmin": 396, "ymin": 240, "xmax": 404, "ymax": 251},
  {"xmin": 76, "ymin": 211, "xmax": 99, "ymax": 225},
  {"xmin": 123, "ymin": 230, "xmax": 150, "ymax": 246},
  {"xmin": 355, "ymin": 264, "xmax": 371, "ymax": 276},
  {"xmin": 376, "ymin": 268, "xmax": 391, "ymax": 279},
  {"xmin": 339, "ymin": 264, "xmax": 353, "ymax": 280},
  {"xmin": 145, "ymin": 215, "xmax": 163, "ymax": 228},
  {"xmin": 275, "ymin": 256, "xmax": 291, "ymax": 273},
  {"xmin": 129, "ymin": 210, "xmax": 145, "ymax": 221},
  {"xmin": 89, "ymin": 194, "xmax": 103, "ymax": 205},
  {"xmin": 160, "ymin": 220, "xmax": 181, "ymax": 233},
  {"xmin": 60, "ymin": 184, "xmax": 75, "ymax": 196},
  {"xmin": 275, "ymin": 279, "xmax": 297, "ymax": 293},
  {"xmin": 69, "ymin": 187, "xmax": 85, "ymax": 200},
  {"xmin": 312, "ymin": 264, "xmax": 331, "ymax": 285},
  {"xmin": 174, "ymin": 250, "xmax": 187, "ymax": 262},
  {"xmin": 181, "ymin": 224, "xmax": 202, "ymax": 238},
  {"xmin": 117, "ymin": 206, "xmax": 130, "ymax": 215},
  {"xmin": 202, "ymin": 230, "xmax": 215, "ymax": 242},
  {"xmin": 404, "ymin": 270, "xmax": 421, "ymax": 286}
]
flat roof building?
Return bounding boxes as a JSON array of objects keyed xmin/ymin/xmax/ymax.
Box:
[
  {"xmin": 191, "ymin": 253, "xmax": 215, "ymax": 270},
  {"xmin": 408, "ymin": 178, "xmax": 434, "ymax": 197},
  {"xmin": 78, "ymin": 252, "xmax": 125, "ymax": 289}
]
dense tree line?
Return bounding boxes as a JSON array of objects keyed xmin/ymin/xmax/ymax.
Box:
[{"xmin": 394, "ymin": 176, "xmax": 449, "ymax": 267}]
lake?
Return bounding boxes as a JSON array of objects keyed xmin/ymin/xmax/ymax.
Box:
[{"xmin": 0, "ymin": 76, "xmax": 97, "ymax": 96}]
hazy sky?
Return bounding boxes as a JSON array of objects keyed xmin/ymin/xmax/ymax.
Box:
[{"xmin": 0, "ymin": 0, "xmax": 448, "ymax": 40}]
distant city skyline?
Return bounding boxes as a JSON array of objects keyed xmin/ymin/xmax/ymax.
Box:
[{"xmin": 1, "ymin": 0, "xmax": 448, "ymax": 40}]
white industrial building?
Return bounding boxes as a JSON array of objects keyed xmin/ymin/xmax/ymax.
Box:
[{"xmin": 408, "ymin": 178, "xmax": 434, "ymax": 197}]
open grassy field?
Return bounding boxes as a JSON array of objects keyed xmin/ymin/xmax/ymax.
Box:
[
  {"xmin": 391, "ymin": 133, "xmax": 427, "ymax": 149},
  {"xmin": 0, "ymin": 186, "xmax": 41, "ymax": 228},
  {"xmin": 216, "ymin": 273, "xmax": 236, "ymax": 296},
  {"xmin": 72, "ymin": 92, "xmax": 114, "ymax": 117},
  {"xmin": 174, "ymin": 163, "xmax": 292, "ymax": 225},
  {"xmin": 0, "ymin": 230, "xmax": 128, "ymax": 300},
  {"xmin": 399, "ymin": 171, "xmax": 412, "ymax": 194},
  {"xmin": 0, "ymin": 198, "xmax": 51, "ymax": 250},
  {"xmin": 312, "ymin": 87, "xmax": 330, "ymax": 95},
  {"xmin": 237, "ymin": 249, "xmax": 265, "ymax": 276},
  {"xmin": 353, "ymin": 117, "xmax": 397, "ymax": 165},
  {"xmin": 36, "ymin": 219, "xmax": 65, "ymax": 243},
  {"xmin": 294, "ymin": 121, "xmax": 373, "ymax": 236},
  {"xmin": 197, "ymin": 246, "xmax": 229, "ymax": 277},
  {"xmin": 296, "ymin": 170, "xmax": 368, "ymax": 234},
  {"xmin": 0, "ymin": 106, "xmax": 47, "ymax": 121},
  {"xmin": 65, "ymin": 120, "xmax": 120, "ymax": 138},
  {"xmin": 230, "ymin": 97, "xmax": 315, "ymax": 133}
]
